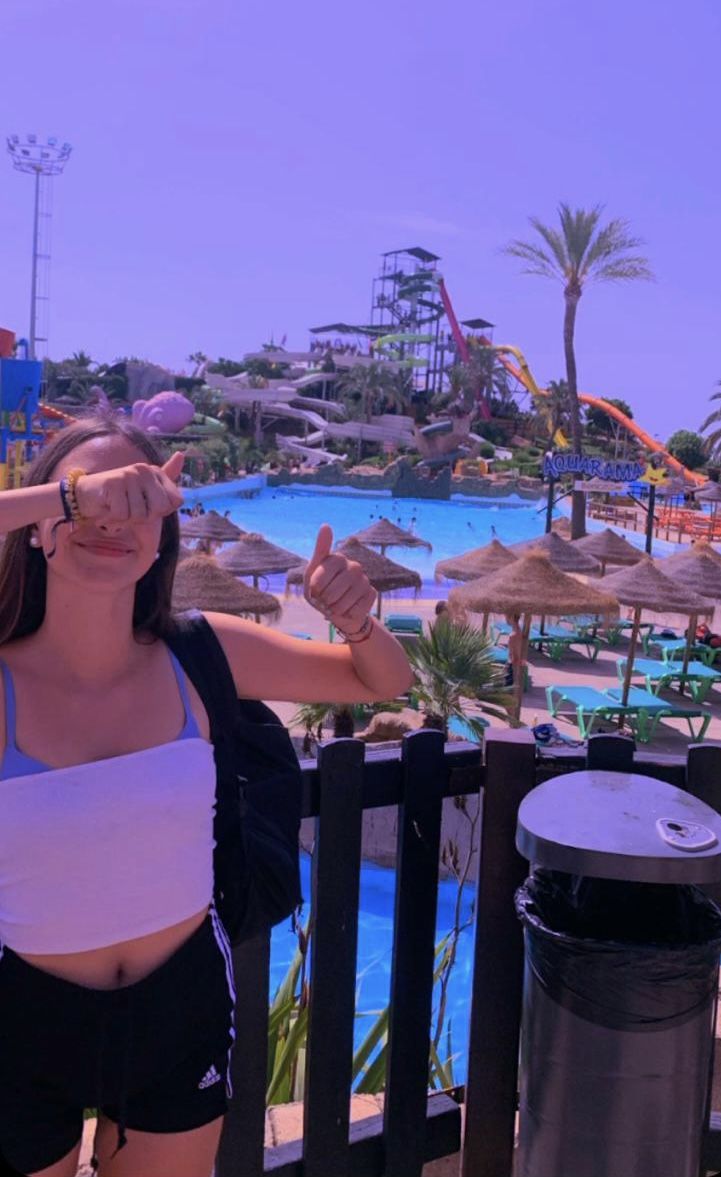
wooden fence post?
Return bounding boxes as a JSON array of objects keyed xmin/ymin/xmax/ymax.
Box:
[
  {"xmin": 462, "ymin": 729, "xmax": 536, "ymax": 1177},
  {"xmin": 216, "ymin": 935, "xmax": 271, "ymax": 1177},
  {"xmin": 383, "ymin": 729, "xmax": 447, "ymax": 1177},
  {"xmin": 303, "ymin": 738, "xmax": 365, "ymax": 1177}
]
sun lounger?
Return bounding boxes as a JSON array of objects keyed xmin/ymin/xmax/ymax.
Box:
[
  {"xmin": 605, "ymin": 619, "xmax": 655, "ymax": 648},
  {"xmin": 616, "ymin": 657, "xmax": 721, "ymax": 703},
  {"xmin": 604, "ymin": 686, "xmax": 711, "ymax": 742},
  {"xmin": 528, "ymin": 624, "xmax": 601, "ymax": 662},
  {"xmin": 645, "ymin": 637, "xmax": 717, "ymax": 666},
  {"xmin": 448, "ymin": 714, "xmax": 489, "ymax": 743},
  {"xmin": 547, "ymin": 683, "xmax": 712, "ymax": 743},
  {"xmin": 546, "ymin": 685, "xmax": 636, "ymax": 738},
  {"xmin": 384, "ymin": 614, "xmax": 423, "ymax": 635}
]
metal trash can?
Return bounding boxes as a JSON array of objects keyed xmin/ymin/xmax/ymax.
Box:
[{"xmin": 515, "ymin": 770, "xmax": 721, "ymax": 1177}]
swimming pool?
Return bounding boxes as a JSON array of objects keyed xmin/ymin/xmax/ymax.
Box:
[
  {"xmin": 186, "ymin": 481, "xmax": 546, "ymax": 591},
  {"xmin": 185, "ymin": 479, "xmax": 678, "ymax": 591},
  {"xmin": 270, "ymin": 854, "xmax": 476, "ymax": 1088}
]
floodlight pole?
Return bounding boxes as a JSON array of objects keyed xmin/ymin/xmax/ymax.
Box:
[
  {"xmin": 6, "ymin": 135, "xmax": 73, "ymax": 360},
  {"xmin": 29, "ymin": 170, "xmax": 41, "ymax": 360}
]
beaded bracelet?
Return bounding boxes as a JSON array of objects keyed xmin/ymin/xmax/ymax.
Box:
[
  {"xmin": 59, "ymin": 467, "xmax": 86, "ymax": 523},
  {"xmin": 337, "ymin": 615, "xmax": 374, "ymax": 645}
]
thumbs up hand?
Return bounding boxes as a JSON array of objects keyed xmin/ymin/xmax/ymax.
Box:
[{"xmin": 303, "ymin": 524, "xmax": 376, "ymax": 634}]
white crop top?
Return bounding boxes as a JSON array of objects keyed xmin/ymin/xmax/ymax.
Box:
[{"xmin": 0, "ymin": 737, "xmax": 217, "ymax": 954}]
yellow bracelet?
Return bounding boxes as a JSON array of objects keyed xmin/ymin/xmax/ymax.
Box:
[{"xmin": 65, "ymin": 467, "xmax": 86, "ymax": 523}]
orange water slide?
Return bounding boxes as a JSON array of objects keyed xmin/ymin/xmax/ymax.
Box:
[
  {"xmin": 39, "ymin": 403, "xmax": 77, "ymax": 426},
  {"xmin": 484, "ymin": 340, "xmax": 705, "ymax": 486}
]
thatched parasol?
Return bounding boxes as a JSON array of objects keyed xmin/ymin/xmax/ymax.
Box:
[
  {"xmin": 695, "ymin": 481, "xmax": 721, "ymax": 527},
  {"xmin": 574, "ymin": 528, "xmax": 643, "ymax": 575},
  {"xmin": 434, "ymin": 538, "xmax": 517, "ymax": 583},
  {"xmin": 218, "ymin": 533, "xmax": 303, "ymax": 588},
  {"xmin": 449, "ymin": 552, "xmax": 618, "ymax": 718},
  {"xmin": 180, "ymin": 510, "xmax": 244, "ymax": 544},
  {"xmin": 346, "ymin": 516, "xmax": 432, "ymax": 555},
  {"xmin": 511, "ymin": 530, "xmax": 601, "ymax": 575},
  {"xmin": 597, "ymin": 557, "xmax": 714, "ymax": 704},
  {"xmin": 285, "ymin": 560, "xmax": 308, "ymax": 592},
  {"xmin": 172, "ymin": 555, "xmax": 282, "ymax": 622},
  {"xmin": 337, "ymin": 538, "xmax": 421, "ymax": 618},
  {"xmin": 285, "ymin": 541, "xmax": 421, "ymax": 617},
  {"xmin": 551, "ymin": 516, "xmax": 572, "ymax": 537},
  {"xmin": 662, "ymin": 539, "xmax": 721, "ymax": 572}
]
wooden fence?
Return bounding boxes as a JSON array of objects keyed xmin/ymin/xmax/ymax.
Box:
[{"xmin": 215, "ymin": 729, "xmax": 721, "ymax": 1177}]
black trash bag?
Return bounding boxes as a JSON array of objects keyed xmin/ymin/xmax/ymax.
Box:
[{"xmin": 516, "ymin": 869, "xmax": 721, "ymax": 1031}]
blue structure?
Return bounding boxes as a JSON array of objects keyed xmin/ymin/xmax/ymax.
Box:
[{"xmin": 0, "ymin": 340, "xmax": 43, "ymax": 484}]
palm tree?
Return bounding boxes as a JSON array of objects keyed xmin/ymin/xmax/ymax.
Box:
[
  {"xmin": 406, "ymin": 616, "xmax": 511, "ymax": 738},
  {"xmin": 337, "ymin": 362, "xmax": 400, "ymax": 424},
  {"xmin": 699, "ymin": 381, "xmax": 721, "ymax": 461},
  {"xmin": 545, "ymin": 379, "xmax": 571, "ymax": 443},
  {"xmin": 504, "ymin": 204, "xmax": 653, "ymax": 537}
]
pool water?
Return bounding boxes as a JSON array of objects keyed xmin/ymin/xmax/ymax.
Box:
[
  {"xmin": 186, "ymin": 481, "xmax": 547, "ymax": 592},
  {"xmin": 270, "ymin": 854, "xmax": 476, "ymax": 1088}
]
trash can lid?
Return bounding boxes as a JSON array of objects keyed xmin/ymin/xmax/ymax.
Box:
[{"xmin": 517, "ymin": 770, "xmax": 721, "ymax": 883}]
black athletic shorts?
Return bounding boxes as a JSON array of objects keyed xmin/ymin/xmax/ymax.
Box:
[{"xmin": 0, "ymin": 905, "xmax": 236, "ymax": 1176}]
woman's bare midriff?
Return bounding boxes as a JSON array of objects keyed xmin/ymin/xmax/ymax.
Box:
[{"xmin": 17, "ymin": 906, "xmax": 210, "ymax": 990}]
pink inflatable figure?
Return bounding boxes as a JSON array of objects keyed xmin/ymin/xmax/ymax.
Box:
[{"xmin": 131, "ymin": 391, "xmax": 195, "ymax": 434}]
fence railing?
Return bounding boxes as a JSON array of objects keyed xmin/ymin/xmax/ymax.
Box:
[{"xmin": 215, "ymin": 729, "xmax": 721, "ymax": 1177}]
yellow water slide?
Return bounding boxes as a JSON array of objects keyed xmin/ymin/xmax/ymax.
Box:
[{"xmin": 483, "ymin": 340, "xmax": 705, "ymax": 486}]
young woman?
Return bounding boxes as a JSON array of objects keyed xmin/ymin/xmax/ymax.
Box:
[{"xmin": 0, "ymin": 417, "xmax": 412, "ymax": 1177}]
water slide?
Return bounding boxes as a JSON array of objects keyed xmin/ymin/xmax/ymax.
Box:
[
  {"xmin": 437, "ymin": 279, "xmax": 491, "ymax": 420},
  {"xmin": 436, "ymin": 278, "xmax": 703, "ymax": 483},
  {"xmin": 484, "ymin": 342, "xmax": 705, "ymax": 486}
]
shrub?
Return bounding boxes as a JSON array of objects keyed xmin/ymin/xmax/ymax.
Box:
[{"xmin": 667, "ymin": 429, "xmax": 707, "ymax": 471}]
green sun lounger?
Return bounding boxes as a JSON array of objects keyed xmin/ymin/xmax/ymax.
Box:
[
  {"xmin": 385, "ymin": 614, "xmax": 423, "ymax": 635},
  {"xmin": 604, "ymin": 686, "xmax": 711, "ymax": 743},
  {"xmin": 546, "ymin": 685, "xmax": 636, "ymax": 739},
  {"xmin": 616, "ymin": 657, "xmax": 721, "ymax": 703},
  {"xmin": 646, "ymin": 637, "xmax": 718, "ymax": 667},
  {"xmin": 528, "ymin": 624, "xmax": 601, "ymax": 662},
  {"xmin": 605, "ymin": 619, "xmax": 655, "ymax": 648}
]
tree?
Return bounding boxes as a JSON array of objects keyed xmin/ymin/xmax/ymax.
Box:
[
  {"xmin": 337, "ymin": 362, "xmax": 400, "ymax": 424},
  {"xmin": 667, "ymin": 429, "xmax": 706, "ymax": 471},
  {"xmin": 586, "ymin": 397, "xmax": 633, "ymax": 433},
  {"xmin": 699, "ymin": 381, "xmax": 721, "ymax": 461},
  {"xmin": 406, "ymin": 615, "xmax": 511, "ymax": 737},
  {"xmin": 504, "ymin": 204, "xmax": 653, "ymax": 537}
]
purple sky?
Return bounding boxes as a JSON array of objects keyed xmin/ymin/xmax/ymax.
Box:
[{"xmin": 1, "ymin": 0, "xmax": 719, "ymax": 442}]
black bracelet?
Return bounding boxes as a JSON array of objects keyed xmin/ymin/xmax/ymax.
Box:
[{"xmin": 58, "ymin": 477, "xmax": 74, "ymax": 523}]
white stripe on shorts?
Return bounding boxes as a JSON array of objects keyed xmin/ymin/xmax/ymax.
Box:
[{"xmin": 209, "ymin": 903, "xmax": 237, "ymax": 1099}]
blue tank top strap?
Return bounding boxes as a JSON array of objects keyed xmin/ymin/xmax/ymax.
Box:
[
  {"xmin": 167, "ymin": 650, "xmax": 202, "ymax": 740},
  {"xmin": 0, "ymin": 661, "xmax": 19, "ymax": 753}
]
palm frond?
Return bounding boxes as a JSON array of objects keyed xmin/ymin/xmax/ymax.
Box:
[
  {"xmin": 582, "ymin": 218, "xmax": 644, "ymax": 271},
  {"xmin": 557, "ymin": 203, "xmax": 603, "ymax": 269},
  {"xmin": 502, "ymin": 240, "xmax": 560, "ymax": 281},
  {"xmin": 590, "ymin": 258, "xmax": 655, "ymax": 284},
  {"xmin": 528, "ymin": 217, "xmax": 570, "ymax": 272}
]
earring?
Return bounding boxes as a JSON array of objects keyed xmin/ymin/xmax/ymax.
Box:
[
  {"xmin": 154, "ymin": 552, "xmax": 161, "ymax": 561},
  {"xmin": 29, "ymin": 535, "xmax": 41, "ymax": 548}
]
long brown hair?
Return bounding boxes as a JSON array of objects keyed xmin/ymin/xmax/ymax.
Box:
[{"xmin": 0, "ymin": 415, "xmax": 181, "ymax": 646}]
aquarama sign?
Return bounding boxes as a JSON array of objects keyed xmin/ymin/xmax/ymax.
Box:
[{"xmin": 543, "ymin": 452, "xmax": 644, "ymax": 482}]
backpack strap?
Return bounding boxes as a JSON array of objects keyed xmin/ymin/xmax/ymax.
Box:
[{"xmin": 165, "ymin": 609, "xmax": 238, "ymax": 744}]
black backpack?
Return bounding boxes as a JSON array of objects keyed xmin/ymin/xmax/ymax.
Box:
[{"xmin": 166, "ymin": 610, "xmax": 303, "ymax": 945}]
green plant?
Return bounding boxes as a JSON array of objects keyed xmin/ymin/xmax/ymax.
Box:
[
  {"xmin": 504, "ymin": 204, "xmax": 653, "ymax": 537},
  {"xmin": 667, "ymin": 429, "xmax": 706, "ymax": 471},
  {"xmin": 699, "ymin": 381, "xmax": 721, "ymax": 462},
  {"xmin": 406, "ymin": 616, "xmax": 511, "ymax": 737}
]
